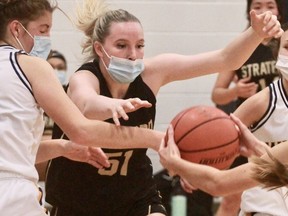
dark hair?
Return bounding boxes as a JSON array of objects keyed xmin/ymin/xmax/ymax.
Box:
[
  {"xmin": 246, "ymin": 0, "xmax": 284, "ymax": 24},
  {"xmin": 48, "ymin": 50, "xmax": 67, "ymax": 66},
  {"xmin": 0, "ymin": 0, "xmax": 57, "ymax": 39},
  {"xmin": 282, "ymin": 22, "xmax": 288, "ymax": 31}
]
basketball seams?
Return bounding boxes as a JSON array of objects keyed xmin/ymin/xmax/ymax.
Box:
[
  {"xmin": 175, "ymin": 116, "xmax": 234, "ymax": 145},
  {"xmin": 173, "ymin": 107, "xmax": 193, "ymax": 129},
  {"xmin": 179, "ymin": 136, "xmax": 239, "ymax": 153}
]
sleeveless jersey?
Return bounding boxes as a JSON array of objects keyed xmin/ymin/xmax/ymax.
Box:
[
  {"xmin": 240, "ymin": 79, "xmax": 288, "ymax": 215},
  {"xmin": 235, "ymin": 43, "xmax": 279, "ymax": 106},
  {"xmin": 46, "ymin": 60, "xmax": 158, "ymax": 215},
  {"xmin": 0, "ymin": 45, "xmax": 44, "ymax": 182}
]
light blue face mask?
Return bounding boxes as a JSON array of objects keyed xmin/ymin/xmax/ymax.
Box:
[
  {"xmin": 55, "ymin": 69, "xmax": 67, "ymax": 85},
  {"xmin": 14, "ymin": 23, "xmax": 51, "ymax": 60},
  {"xmin": 29, "ymin": 36, "xmax": 51, "ymax": 60},
  {"xmin": 101, "ymin": 47, "xmax": 145, "ymax": 84}
]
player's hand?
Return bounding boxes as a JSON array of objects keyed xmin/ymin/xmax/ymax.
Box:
[
  {"xmin": 234, "ymin": 77, "xmax": 258, "ymax": 99},
  {"xmin": 230, "ymin": 114, "xmax": 269, "ymax": 157},
  {"xmin": 63, "ymin": 141, "xmax": 110, "ymax": 169},
  {"xmin": 250, "ymin": 10, "xmax": 283, "ymax": 39},
  {"xmin": 110, "ymin": 98, "xmax": 152, "ymax": 126},
  {"xmin": 158, "ymin": 125, "xmax": 181, "ymax": 176}
]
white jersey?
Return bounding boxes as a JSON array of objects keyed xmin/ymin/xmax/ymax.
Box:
[
  {"xmin": 0, "ymin": 45, "xmax": 44, "ymax": 182},
  {"xmin": 240, "ymin": 79, "xmax": 288, "ymax": 216}
]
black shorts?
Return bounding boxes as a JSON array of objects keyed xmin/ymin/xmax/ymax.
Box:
[{"xmin": 49, "ymin": 190, "xmax": 167, "ymax": 216}]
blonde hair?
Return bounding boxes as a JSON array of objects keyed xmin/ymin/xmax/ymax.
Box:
[
  {"xmin": 251, "ymin": 150, "xmax": 288, "ymax": 191},
  {"xmin": 75, "ymin": 0, "xmax": 141, "ymax": 62}
]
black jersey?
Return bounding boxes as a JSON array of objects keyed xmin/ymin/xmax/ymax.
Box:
[
  {"xmin": 235, "ymin": 43, "xmax": 279, "ymax": 106},
  {"xmin": 46, "ymin": 60, "xmax": 159, "ymax": 215}
]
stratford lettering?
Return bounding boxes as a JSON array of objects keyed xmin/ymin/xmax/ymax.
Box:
[{"xmin": 241, "ymin": 60, "xmax": 277, "ymax": 78}]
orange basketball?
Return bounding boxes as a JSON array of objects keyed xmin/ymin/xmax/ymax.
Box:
[{"xmin": 168, "ymin": 105, "xmax": 239, "ymax": 170}]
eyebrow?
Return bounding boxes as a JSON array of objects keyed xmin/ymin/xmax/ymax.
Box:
[{"xmin": 252, "ymin": 1, "xmax": 276, "ymax": 5}]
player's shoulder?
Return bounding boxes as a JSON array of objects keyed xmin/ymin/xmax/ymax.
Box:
[{"xmin": 18, "ymin": 54, "xmax": 51, "ymax": 72}]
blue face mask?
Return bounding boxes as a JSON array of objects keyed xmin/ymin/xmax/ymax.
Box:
[
  {"xmin": 29, "ymin": 36, "xmax": 51, "ymax": 60},
  {"xmin": 101, "ymin": 47, "xmax": 145, "ymax": 84},
  {"xmin": 14, "ymin": 23, "xmax": 51, "ymax": 60}
]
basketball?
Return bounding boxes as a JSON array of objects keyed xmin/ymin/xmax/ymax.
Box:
[{"xmin": 167, "ymin": 105, "xmax": 239, "ymax": 170}]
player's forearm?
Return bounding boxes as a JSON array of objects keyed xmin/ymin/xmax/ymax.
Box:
[
  {"xmin": 73, "ymin": 94, "xmax": 114, "ymax": 121},
  {"xmin": 220, "ymin": 27, "xmax": 262, "ymax": 71},
  {"xmin": 173, "ymin": 158, "xmax": 258, "ymax": 196},
  {"xmin": 211, "ymin": 87, "xmax": 237, "ymax": 105},
  {"xmin": 168, "ymin": 157, "xmax": 219, "ymax": 193},
  {"xmin": 70, "ymin": 120, "xmax": 165, "ymax": 151},
  {"xmin": 36, "ymin": 139, "xmax": 67, "ymax": 164}
]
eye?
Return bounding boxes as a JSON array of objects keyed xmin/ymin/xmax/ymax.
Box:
[
  {"xmin": 253, "ymin": 7, "xmax": 261, "ymax": 10},
  {"xmin": 137, "ymin": 44, "xmax": 145, "ymax": 49},
  {"xmin": 116, "ymin": 44, "xmax": 126, "ymax": 49}
]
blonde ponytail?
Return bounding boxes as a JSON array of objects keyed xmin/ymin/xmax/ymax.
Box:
[
  {"xmin": 251, "ymin": 150, "xmax": 288, "ymax": 190},
  {"xmin": 75, "ymin": 0, "xmax": 109, "ymax": 62}
]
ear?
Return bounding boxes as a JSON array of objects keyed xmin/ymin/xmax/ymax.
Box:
[
  {"xmin": 93, "ymin": 41, "xmax": 104, "ymax": 58},
  {"xmin": 9, "ymin": 20, "xmax": 21, "ymax": 37}
]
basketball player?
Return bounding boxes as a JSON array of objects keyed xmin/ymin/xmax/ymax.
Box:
[
  {"xmin": 212, "ymin": 1, "xmax": 285, "ymax": 214},
  {"xmin": 236, "ymin": 22, "xmax": 288, "ymax": 216},
  {"xmin": 47, "ymin": 50, "xmax": 68, "ymax": 87},
  {"xmin": 0, "ymin": 1, "xmax": 170, "ymax": 215},
  {"xmin": 43, "ymin": 0, "xmax": 283, "ymax": 215}
]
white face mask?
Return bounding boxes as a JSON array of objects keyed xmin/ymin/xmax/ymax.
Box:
[
  {"xmin": 14, "ymin": 23, "xmax": 51, "ymax": 60},
  {"xmin": 101, "ymin": 46, "xmax": 145, "ymax": 84},
  {"xmin": 276, "ymin": 54, "xmax": 288, "ymax": 81}
]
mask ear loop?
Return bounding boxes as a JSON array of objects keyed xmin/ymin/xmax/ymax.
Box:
[
  {"xmin": 18, "ymin": 22, "xmax": 34, "ymax": 39},
  {"xmin": 14, "ymin": 36, "xmax": 25, "ymax": 51},
  {"xmin": 99, "ymin": 45, "xmax": 111, "ymax": 70},
  {"xmin": 101, "ymin": 45, "xmax": 111, "ymax": 59}
]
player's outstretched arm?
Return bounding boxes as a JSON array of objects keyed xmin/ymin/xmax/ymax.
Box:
[
  {"xmin": 68, "ymin": 71, "xmax": 152, "ymax": 126},
  {"xmin": 146, "ymin": 10, "xmax": 283, "ymax": 86}
]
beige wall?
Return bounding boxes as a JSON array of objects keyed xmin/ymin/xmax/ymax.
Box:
[{"xmin": 52, "ymin": 0, "xmax": 247, "ymax": 172}]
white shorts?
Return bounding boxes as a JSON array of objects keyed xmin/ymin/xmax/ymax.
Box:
[{"xmin": 0, "ymin": 177, "xmax": 48, "ymax": 216}]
